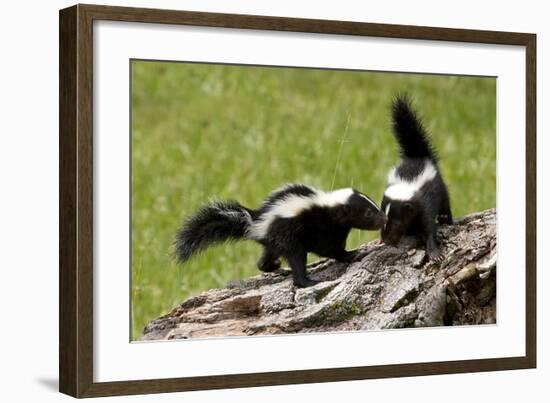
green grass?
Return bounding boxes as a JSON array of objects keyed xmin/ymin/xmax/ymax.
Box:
[{"xmin": 131, "ymin": 61, "xmax": 496, "ymax": 339}]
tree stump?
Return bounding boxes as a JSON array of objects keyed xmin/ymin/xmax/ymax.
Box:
[{"xmin": 141, "ymin": 208, "xmax": 496, "ymax": 341}]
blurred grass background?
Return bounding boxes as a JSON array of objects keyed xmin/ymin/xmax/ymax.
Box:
[{"xmin": 131, "ymin": 61, "xmax": 496, "ymax": 339}]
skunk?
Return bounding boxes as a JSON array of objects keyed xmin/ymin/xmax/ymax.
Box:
[
  {"xmin": 175, "ymin": 184, "xmax": 386, "ymax": 287},
  {"xmin": 381, "ymin": 95, "xmax": 452, "ymax": 263}
]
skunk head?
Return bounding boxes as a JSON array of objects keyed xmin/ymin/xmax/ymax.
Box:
[
  {"xmin": 381, "ymin": 198, "xmax": 420, "ymax": 245},
  {"xmin": 335, "ymin": 190, "xmax": 387, "ymax": 230}
]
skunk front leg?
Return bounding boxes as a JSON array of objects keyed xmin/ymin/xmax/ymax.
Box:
[
  {"xmin": 422, "ymin": 215, "xmax": 444, "ymax": 264},
  {"xmin": 426, "ymin": 232, "xmax": 443, "ymax": 264},
  {"xmin": 327, "ymin": 248, "xmax": 364, "ymax": 263}
]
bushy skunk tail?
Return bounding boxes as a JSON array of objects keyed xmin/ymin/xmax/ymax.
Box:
[
  {"xmin": 174, "ymin": 200, "xmax": 254, "ymax": 262},
  {"xmin": 391, "ymin": 94, "xmax": 438, "ymax": 162}
]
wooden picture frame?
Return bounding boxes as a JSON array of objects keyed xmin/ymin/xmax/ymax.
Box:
[{"xmin": 59, "ymin": 3, "xmax": 536, "ymax": 398}]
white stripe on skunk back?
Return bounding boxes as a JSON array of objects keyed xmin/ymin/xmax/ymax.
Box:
[
  {"xmin": 248, "ymin": 187, "xmax": 355, "ymax": 240},
  {"xmin": 384, "ymin": 159, "xmax": 437, "ymax": 201}
]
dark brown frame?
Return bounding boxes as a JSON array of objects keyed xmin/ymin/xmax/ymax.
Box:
[{"xmin": 59, "ymin": 3, "xmax": 537, "ymax": 398}]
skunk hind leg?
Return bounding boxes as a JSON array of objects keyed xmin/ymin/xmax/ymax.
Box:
[
  {"xmin": 437, "ymin": 190, "xmax": 453, "ymax": 225},
  {"xmin": 257, "ymin": 247, "xmax": 281, "ymax": 272},
  {"xmin": 284, "ymin": 247, "xmax": 318, "ymax": 288}
]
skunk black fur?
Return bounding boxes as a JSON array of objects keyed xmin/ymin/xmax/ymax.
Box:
[
  {"xmin": 381, "ymin": 95, "xmax": 453, "ymax": 263},
  {"xmin": 175, "ymin": 184, "xmax": 386, "ymax": 287}
]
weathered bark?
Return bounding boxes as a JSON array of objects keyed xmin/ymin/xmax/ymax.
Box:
[{"xmin": 141, "ymin": 208, "xmax": 496, "ymax": 341}]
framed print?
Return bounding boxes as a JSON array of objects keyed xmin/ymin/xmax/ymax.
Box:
[{"xmin": 59, "ymin": 4, "xmax": 536, "ymax": 398}]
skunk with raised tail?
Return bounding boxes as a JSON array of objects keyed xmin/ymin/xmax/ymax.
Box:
[
  {"xmin": 175, "ymin": 184, "xmax": 386, "ymax": 287},
  {"xmin": 381, "ymin": 95, "xmax": 453, "ymax": 263}
]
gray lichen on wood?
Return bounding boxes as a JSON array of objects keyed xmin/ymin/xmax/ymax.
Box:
[{"xmin": 141, "ymin": 208, "xmax": 496, "ymax": 341}]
